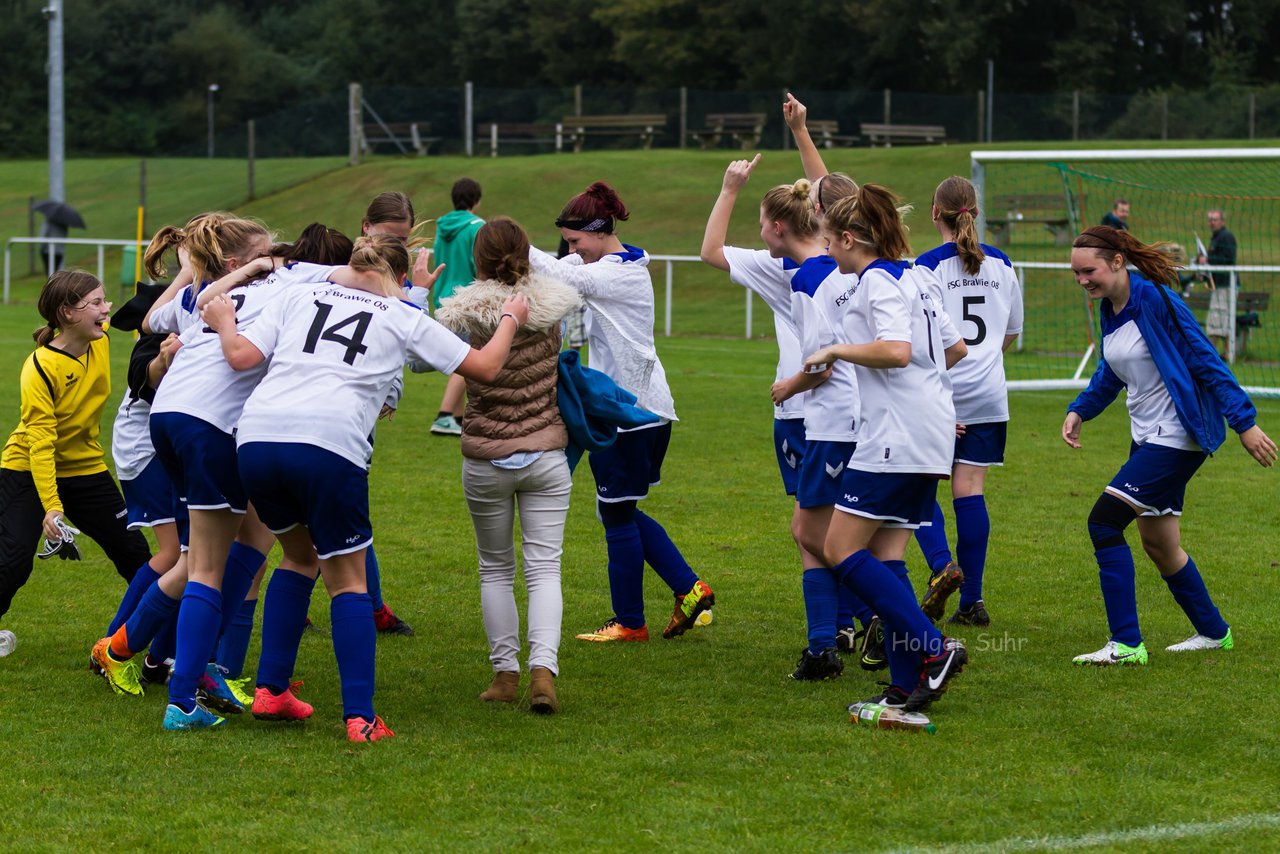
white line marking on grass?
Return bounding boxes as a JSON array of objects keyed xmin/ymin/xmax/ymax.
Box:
[{"xmin": 884, "ymin": 812, "xmax": 1280, "ymax": 854}]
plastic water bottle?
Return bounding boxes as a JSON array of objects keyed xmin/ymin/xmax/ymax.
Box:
[
  {"xmin": 848, "ymin": 701, "xmax": 937, "ymax": 734},
  {"xmin": 0, "ymin": 629, "xmax": 15, "ymax": 658}
]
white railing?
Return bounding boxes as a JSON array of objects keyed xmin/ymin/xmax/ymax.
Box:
[
  {"xmin": 6, "ymin": 244, "xmax": 1273, "ymax": 370},
  {"xmin": 4, "ymin": 236, "xmax": 144, "ymax": 304}
]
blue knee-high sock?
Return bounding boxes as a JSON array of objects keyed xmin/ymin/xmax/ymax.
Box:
[
  {"xmin": 914, "ymin": 502, "xmax": 953, "ymax": 575},
  {"xmin": 802, "ymin": 568, "xmax": 838, "ymax": 653},
  {"xmin": 216, "ymin": 598, "xmax": 257, "ymax": 679},
  {"xmin": 954, "ymin": 495, "xmax": 990, "ymax": 608},
  {"xmin": 1163, "ymin": 556, "xmax": 1229, "ymax": 640},
  {"xmin": 1095, "ymin": 544, "xmax": 1142, "ymax": 647},
  {"xmin": 122, "ymin": 582, "xmax": 180, "ymax": 655},
  {"xmin": 257, "ymin": 569, "xmax": 316, "ymax": 694},
  {"xmin": 884, "ymin": 559, "xmax": 924, "ymax": 692},
  {"xmin": 833, "ymin": 550, "xmax": 943, "ymax": 689},
  {"xmin": 107, "ymin": 562, "xmax": 161, "ymax": 636},
  {"xmin": 168, "ymin": 582, "xmax": 223, "ymax": 710},
  {"xmin": 150, "ymin": 610, "xmax": 178, "ymax": 664},
  {"xmin": 634, "ymin": 510, "xmax": 699, "ymax": 596},
  {"xmin": 365, "ymin": 546, "xmax": 384, "ymax": 611},
  {"xmin": 604, "ymin": 523, "xmax": 646, "ymax": 629},
  {"xmin": 217, "ymin": 543, "xmax": 265, "ymax": 646},
  {"xmin": 838, "ymin": 586, "xmax": 874, "ymax": 629},
  {"xmin": 331, "ymin": 592, "xmax": 376, "ymax": 721}
]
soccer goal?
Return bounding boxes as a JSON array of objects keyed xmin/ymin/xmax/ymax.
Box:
[{"xmin": 971, "ymin": 148, "xmax": 1280, "ymax": 398}]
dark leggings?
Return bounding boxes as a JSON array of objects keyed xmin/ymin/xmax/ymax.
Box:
[{"xmin": 0, "ymin": 468, "xmax": 149, "ymax": 619}]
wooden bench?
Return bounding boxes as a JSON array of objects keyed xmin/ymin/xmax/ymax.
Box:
[
  {"xmin": 807, "ymin": 119, "xmax": 860, "ymax": 148},
  {"xmin": 561, "ymin": 114, "xmax": 666, "ymax": 153},
  {"xmin": 1181, "ymin": 289, "xmax": 1270, "ymax": 355},
  {"xmin": 688, "ymin": 113, "xmax": 767, "ymax": 149},
  {"xmin": 860, "ymin": 123, "xmax": 947, "ymax": 147},
  {"xmin": 361, "ymin": 122, "xmax": 440, "ymax": 156},
  {"xmin": 476, "ymin": 122, "xmax": 562, "ymax": 156},
  {"xmin": 985, "ymin": 193, "xmax": 1073, "ymax": 248}
]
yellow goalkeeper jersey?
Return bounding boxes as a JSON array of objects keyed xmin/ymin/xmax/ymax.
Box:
[{"xmin": 2, "ymin": 336, "xmax": 111, "ymax": 513}]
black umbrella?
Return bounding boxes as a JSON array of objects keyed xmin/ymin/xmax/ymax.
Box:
[{"xmin": 32, "ymin": 199, "xmax": 86, "ymax": 229}]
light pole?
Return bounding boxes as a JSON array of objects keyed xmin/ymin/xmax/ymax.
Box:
[{"xmin": 207, "ymin": 83, "xmax": 219, "ymax": 158}]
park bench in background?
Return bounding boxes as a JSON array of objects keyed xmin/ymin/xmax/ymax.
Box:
[
  {"xmin": 477, "ymin": 122, "xmax": 562, "ymax": 156},
  {"xmin": 861, "ymin": 122, "xmax": 947, "ymax": 147},
  {"xmin": 807, "ymin": 119, "xmax": 861, "ymax": 148},
  {"xmin": 688, "ymin": 113, "xmax": 767, "ymax": 149},
  {"xmin": 986, "ymin": 193, "xmax": 1073, "ymax": 247},
  {"xmin": 361, "ymin": 122, "xmax": 440, "ymax": 156},
  {"xmin": 562, "ymin": 114, "xmax": 667, "ymax": 152},
  {"xmin": 1182, "ymin": 289, "xmax": 1270, "ymax": 356}
]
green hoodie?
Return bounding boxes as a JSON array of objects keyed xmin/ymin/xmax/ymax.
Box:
[{"xmin": 432, "ymin": 210, "xmax": 485, "ymax": 310}]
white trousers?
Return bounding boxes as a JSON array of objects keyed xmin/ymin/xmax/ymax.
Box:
[{"xmin": 462, "ymin": 450, "xmax": 572, "ymax": 675}]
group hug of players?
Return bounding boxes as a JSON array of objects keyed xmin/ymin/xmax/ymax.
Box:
[{"xmin": 0, "ymin": 94, "xmax": 1273, "ymax": 741}]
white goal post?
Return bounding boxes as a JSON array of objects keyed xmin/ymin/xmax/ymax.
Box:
[{"xmin": 970, "ymin": 148, "xmax": 1280, "ymax": 398}]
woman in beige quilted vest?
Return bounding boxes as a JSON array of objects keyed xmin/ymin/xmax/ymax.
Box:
[{"xmin": 436, "ymin": 217, "xmax": 582, "ymax": 714}]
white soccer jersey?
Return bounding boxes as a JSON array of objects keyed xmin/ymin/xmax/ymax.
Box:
[
  {"xmin": 1102, "ymin": 305, "xmax": 1199, "ymax": 451},
  {"xmin": 790, "ymin": 255, "xmax": 859, "ymax": 442},
  {"xmin": 915, "ymin": 242, "xmax": 1023, "ymax": 424},
  {"xmin": 839, "ymin": 260, "xmax": 958, "ymax": 474},
  {"xmin": 723, "ymin": 246, "xmax": 803, "ymax": 420},
  {"xmin": 237, "ymin": 283, "xmax": 471, "ymax": 469},
  {"xmin": 111, "ymin": 394, "xmax": 155, "ymax": 481},
  {"xmin": 529, "ymin": 245, "xmax": 676, "ymax": 421},
  {"xmin": 149, "ymin": 265, "xmax": 325, "ymax": 433}
]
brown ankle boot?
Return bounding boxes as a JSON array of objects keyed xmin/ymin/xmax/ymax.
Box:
[
  {"xmin": 479, "ymin": 670, "xmax": 519, "ymax": 702},
  {"xmin": 529, "ymin": 666, "xmax": 559, "ymax": 714}
]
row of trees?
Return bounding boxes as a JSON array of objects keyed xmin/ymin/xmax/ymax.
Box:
[{"xmin": 2, "ymin": 0, "xmax": 1279, "ymax": 156}]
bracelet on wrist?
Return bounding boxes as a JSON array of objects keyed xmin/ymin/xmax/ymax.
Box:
[{"xmin": 500, "ymin": 312, "xmax": 517, "ymax": 326}]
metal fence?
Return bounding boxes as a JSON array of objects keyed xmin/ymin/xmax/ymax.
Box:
[{"xmin": 172, "ymin": 84, "xmax": 1280, "ymax": 163}]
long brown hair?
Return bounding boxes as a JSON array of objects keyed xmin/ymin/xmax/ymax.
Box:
[
  {"xmin": 271, "ymin": 223, "xmax": 353, "ymax": 266},
  {"xmin": 934, "ymin": 176, "xmax": 984, "ymax": 275},
  {"xmin": 823, "ymin": 183, "xmax": 912, "ymax": 260},
  {"xmin": 33, "ymin": 270, "xmax": 102, "ymax": 346},
  {"xmin": 363, "ymin": 191, "xmax": 415, "ymax": 229},
  {"xmin": 1073, "ymin": 226, "xmax": 1179, "ymax": 287},
  {"xmin": 473, "ymin": 217, "xmax": 531, "ymax": 286}
]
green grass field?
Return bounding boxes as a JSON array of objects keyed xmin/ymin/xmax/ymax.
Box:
[{"xmin": 2, "ymin": 149, "xmax": 1279, "ymax": 851}]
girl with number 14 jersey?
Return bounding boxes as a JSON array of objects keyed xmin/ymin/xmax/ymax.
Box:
[{"xmin": 203, "ymin": 236, "xmax": 526, "ymax": 742}]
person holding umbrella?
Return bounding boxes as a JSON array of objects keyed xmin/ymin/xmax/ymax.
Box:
[{"xmin": 33, "ymin": 200, "xmax": 87, "ymax": 277}]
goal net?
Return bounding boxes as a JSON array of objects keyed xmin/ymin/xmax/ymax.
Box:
[{"xmin": 971, "ymin": 148, "xmax": 1280, "ymax": 398}]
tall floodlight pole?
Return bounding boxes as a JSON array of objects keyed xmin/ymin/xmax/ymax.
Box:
[
  {"xmin": 46, "ymin": 0, "xmax": 64, "ymax": 201},
  {"xmin": 207, "ymin": 84, "xmax": 219, "ymax": 158}
]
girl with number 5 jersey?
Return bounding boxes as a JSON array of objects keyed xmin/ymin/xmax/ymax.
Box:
[
  {"xmin": 202, "ymin": 235, "xmax": 527, "ymax": 742},
  {"xmin": 911, "ymin": 177, "xmax": 1024, "ymax": 627}
]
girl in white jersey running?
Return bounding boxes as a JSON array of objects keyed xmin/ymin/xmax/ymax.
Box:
[
  {"xmin": 529, "ymin": 181, "xmax": 715, "ymax": 643},
  {"xmin": 911, "ymin": 177, "xmax": 1024, "ymax": 628},
  {"xmin": 701, "ymin": 156, "xmax": 871, "ymax": 680},
  {"xmin": 203, "ymin": 235, "xmax": 528, "ymax": 742},
  {"xmin": 806, "ymin": 184, "xmax": 972, "ymax": 715}
]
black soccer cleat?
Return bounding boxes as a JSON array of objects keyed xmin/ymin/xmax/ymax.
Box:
[
  {"xmin": 790, "ymin": 647, "xmax": 845, "ymax": 681},
  {"xmin": 858, "ymin": 616, "xmax": 888, "ymax": 672},
  {"xmin": 920, "ymin": 562, "xmax": 964, "ymax": 623},
  {"xmin": 852, "ymin": 682, "xmax": 910, "ymax": 711},
  {"xmin": 905, "ymin": 637, "xmax": 968, "ymax": 712},
  {"xmin": 835, "ymin": 625, "xmax": 864, "ymax": 654},
  {"xmin": 948, "ymin": 600, "xmax": 991, "ymax": 627}
]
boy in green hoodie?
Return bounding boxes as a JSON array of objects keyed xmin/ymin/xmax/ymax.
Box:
[{"xmin": 430, "ymin": 178, "xmax": 485, "ymax": 436}]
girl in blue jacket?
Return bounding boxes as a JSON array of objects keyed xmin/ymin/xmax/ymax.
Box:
[{"xmin": 1063, "ymin": 226, "xmax": 1276, "ymax": 666}]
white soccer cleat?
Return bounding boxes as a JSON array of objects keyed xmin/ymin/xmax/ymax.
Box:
[
  {"xmin": 1072, "ymin": 639, "xmax": 1148, "ymax": 666},
  {"xmin": 1166, "ymin": 628, "xmax": 1233, "ymax": 653}
]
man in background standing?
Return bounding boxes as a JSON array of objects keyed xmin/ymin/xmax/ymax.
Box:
[
  {"xmin": 1101, "ymin": 199, "xmax": 1129, "ymax": 231},
  {"xmin": 1196, "ymin": 208, "xmax": 1238, "ymax": 356}
]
